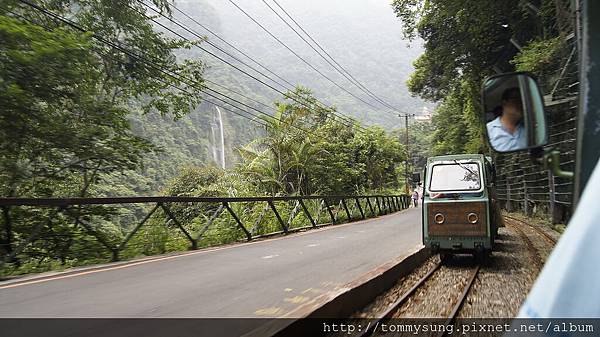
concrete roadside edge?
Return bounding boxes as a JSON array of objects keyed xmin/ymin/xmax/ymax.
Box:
[{"xmin": 243, "ymin": 245, "xmax": 430, "ymax": 337}]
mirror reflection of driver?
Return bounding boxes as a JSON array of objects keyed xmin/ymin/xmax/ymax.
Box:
[{"xmin": 486, "ymin": 87, "xmax": 527, "ymax": 151}]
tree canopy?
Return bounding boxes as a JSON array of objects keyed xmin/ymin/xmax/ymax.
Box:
[{"xmin": 391, "ymin": 0, "xmax": 572, "ymax": 155}]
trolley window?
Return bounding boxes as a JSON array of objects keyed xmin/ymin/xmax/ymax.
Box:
[{"xmin": 429, "ymin": 162, "xmax": 481, "ymax": 192}]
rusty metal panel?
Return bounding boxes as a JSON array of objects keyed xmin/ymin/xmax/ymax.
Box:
[{"xmin": 427, "ymin": 202, "xmax": 487, "ymax": 237}]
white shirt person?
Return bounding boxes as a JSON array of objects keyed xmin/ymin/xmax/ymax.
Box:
[
  {"xmin": 486, "ymin": 116, "xmax": 526, "ymax": 151},
  {"xmin": 486, "ymin": 87, "xmax": 527, "ymax": 152}
]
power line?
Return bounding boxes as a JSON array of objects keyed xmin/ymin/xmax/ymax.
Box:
[
  {"xmin": 145, "ymin": 1, "xmax": 364, "ymax": 131},
  {"xmin": 4, "ymin": 4, "xmax": 271, "ymax": 132},
  {"xmin": 267, "ymin": 0, "xmax": 404, "ymax": 115},
  {"xmin": 128, "ymin": 5, "xmax": 333, "ymax": 138},
  {"xmin": 227, "ymin": 0, "xmax": 386, "ymax": 114},
  {"xmin": 170, "ymin": 4, "xmax": 296, "ymax": 90},
  {"xmin": 170, "ymin": 3, "xmax": 363, "ymax": 129},
  {"xmin": 261, "ymin": 0, "xmax": 381, "ymax": 107},
  {"xmin": 8, "ymin": 1, "xmax": 274, "ymax": 128},
  {"xmin": 16, "ymin": 0, "xmax": 328, "ymax": 140},
  {"xmin": 139, "ymin": 1, "xmax": 363, "ymax": 131}
]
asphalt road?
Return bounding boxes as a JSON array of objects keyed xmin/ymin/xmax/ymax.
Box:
[{"xmin": 0, "ymin": 207, "xmax": 422, "ymax": 318}]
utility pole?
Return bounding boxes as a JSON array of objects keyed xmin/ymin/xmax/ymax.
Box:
[{"xmin": 399, "ymin": 113, "xmax": 415, "ymax": 194}]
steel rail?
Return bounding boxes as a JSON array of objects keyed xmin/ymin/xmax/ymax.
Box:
[
  {"xmin": 358, "ymin": 260, "xmax": 442, "ymax": 337},
  {"xmin": 437, "ymin": 265, "xmax": 481, "ymax": 337},
  {"xmin": 504, "ymin": 218, "xmax": 545, "ymax": 271},
  {"xmin": 360, "ymin": 260, "xmax": 481, "ymax": 337},
  {"xmin": 503, "ymin": 215, "xmax": 558, "ymax": 245}
]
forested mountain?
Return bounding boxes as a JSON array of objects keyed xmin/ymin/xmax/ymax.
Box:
[
  {"xmin": 1, "ymin": 0, "xmax": 421, "ymax": 273},
  {"xmin": 126, "ymin": 0, "xmax": 432, "ymax": 194},
  {"xmin": 181, "ymin": 0, "xmax": 431, "ymax": 125}
]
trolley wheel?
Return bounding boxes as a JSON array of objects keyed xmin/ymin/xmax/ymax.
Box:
[{"xmin": 440, "ymin": 252, "xmax": 452, "ymax": 263}]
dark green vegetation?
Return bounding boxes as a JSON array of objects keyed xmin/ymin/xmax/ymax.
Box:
[
  {"xmin": 392, "ymin": 0, "xmax": 575, "ymax": 155},
  {"xmin": 0, "ymin": 0, "xmax": 206, "ymax": 273},
  {"xmin": 0, "ymin": 1, "xmax": 406, "ymax": 275}
]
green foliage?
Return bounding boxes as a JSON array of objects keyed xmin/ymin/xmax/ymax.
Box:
[
  {"xmin": 117, "ymin": 89, "xmax": 407, "ymax": 259},
  {"xmin": 427, "ymin": 78, "xmax": 485, "ymax": 156},
  {"xmin": 0, "ymin": 2, "xmax": 412, "ymax": 275},
  {"xmin": 237, "ymin": 88, "xmax": 405, "ymax": 196},
  {"xmin": 393, "ymin": 0, "xmax": 567, "ymax": 156},
  {"xmin": 393, "ymin": 0, "xmax": 525, "ymax": 101},
  {"xmin": 510, "ymin": 36, "xmax": 564, "ymax": 74},
  {"xmin": 0, "ymin": 1, "xmax": 206, "ymax": 272}
]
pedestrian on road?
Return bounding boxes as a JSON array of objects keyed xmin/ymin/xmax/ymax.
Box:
[{"xmin": 411, "ymin": 190, "xmax": 419, "ymax": 207}]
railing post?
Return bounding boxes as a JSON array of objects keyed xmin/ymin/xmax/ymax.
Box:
[
  {"xmin": 366, "ymin": 197, "xmax": 375, "ymax": 216},
  {"xmin": 196, "ymin": 204, "xmax": 224, "ymax": 241},
  {"xmin": 375, "ymin": 197, "xmax": 382, "ymax": 215},
  {"xmin": 268, "ymin": 200, "xmax": 288, "ymax": 233},
  {"xmin": 548, "ymin": 170, "xmax": 558, "ymax": 224},
  {"xmin": 116, "ymin": 203, "xmax": 160, "ymax": 252},
  {"xmin": 0, "ymin": 206, "xmax": 13, "ymax": 260},
  {"xmin": 298, "ymin": 199, "xmax": 316, "ymax": 227},
  {"xmin": 161, "ymin": 203, "xmax": 197, "ymax": 250},
  {"xmin": 355, "ymin": 198, "xmax": 365, "ymax": 219},
  {"xmin": 1, "ymin": 207, "xmax": 62, "ymax": 265},
  {"xmin": 323, "ymin": 198, "xmax": 336, "ymax": 224},
  {"xmin": 507, "ymin": 180, "xmax": 512, "ymax": 212},
  {"xmin": 341, "ymin": 198, "xmax": 352, "ymax": 221},
  {"xmin": 523, "ymin": 183, "xmax": 529, "ymax": 216},
  {"xmin": 111, "ymin": 250, "xmax": 120, "ymax": 262},
  {"xmin": 223, "ymin": 202, "xmax": 252, "ymax": 241}
]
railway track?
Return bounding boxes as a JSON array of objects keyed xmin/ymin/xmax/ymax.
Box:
[
  {"xmin": 503, "ymin": 214, "xmax": 558, "ymax": 245},
  {"xmin": 503, "ymin": 214, "xmax": 560, "ymax": 276},
  {"xmin": 504, "ymin": 219, "xmax": 545, "ymax": 271},
  {"xmin": 359, "ymin": 260, "xmax": 480, "ymax": 337},
  {"xmin": 341, "ymin": 215, "xmax": 553, "ymax": 331}
]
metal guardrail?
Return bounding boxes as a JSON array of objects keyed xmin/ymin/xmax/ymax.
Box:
[{"xmin": 0, "ymin": 194, "xmax": 410, "ymax": 266}]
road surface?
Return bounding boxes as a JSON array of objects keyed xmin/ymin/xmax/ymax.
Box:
[{"xmin": 0, "ymin": 207, "xmax": 422, "ymax": 319}]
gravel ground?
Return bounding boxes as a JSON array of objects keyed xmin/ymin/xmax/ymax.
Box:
[
  {"xmin": 352, "ymin": 256, "xmax": 441, "ymax": 319},
  {"xmin": 351, "ymin": 217, "xmax": 558, "ymax": 319},
  {"xmin": 393, "ymin": 260, "xmax": 474, "ymax": 318}
]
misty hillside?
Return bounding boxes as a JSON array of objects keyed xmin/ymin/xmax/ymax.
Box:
[
  {"xmin": 176, "ymin": 0, "xmax": 432, "ymax": 126},
  {"xmin": 125, "ymin": 0, "xmax": 431, "ymax": 194}
]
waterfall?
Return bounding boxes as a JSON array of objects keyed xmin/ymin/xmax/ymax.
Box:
[
  {"xmin": 215, "ymin": 106, "xmax": 226, "ymax": 169},
  {"xmin": 210, "ymin": 115, "xmax": 218, "ymax": 165}
]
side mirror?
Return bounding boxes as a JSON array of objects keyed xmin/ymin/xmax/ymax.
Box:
[{"xmin": 481, "ymin": 72, "xmax": 548, "ymax": 153}]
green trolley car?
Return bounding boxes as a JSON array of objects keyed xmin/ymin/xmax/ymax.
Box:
[{"xmin": 422, "ymin": 154, "xmax": 501, "ymax": 261}]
